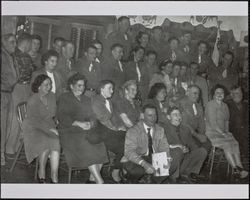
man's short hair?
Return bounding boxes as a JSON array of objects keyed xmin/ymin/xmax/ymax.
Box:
[
  {"xmin": 172, "ymin": 61, "xmax": 182, "ymax": 67},
  {"xmin": 85, "ymin": 45, "xmax": 97, "ymax": 52},
  {"xmin": 187, "ymin": 84, "xmax": 200, "ymax": 91},
  {"xmin": 91, "ymin": 40, "xmax": 103, "ymax": 46},
  {"xmin": 167, "ymin": 106, "xmax": 180, "ymax": 115},
  {"xmin": 168, "ymin": 37, "xmax": 180, "ymax": 44},
  {"xmin": 17, "ymin": 32, "xmax": 32, "ymax": 45},
  {"xmin": 145, "ymin": 50, "xmax": 157, "ymax": 57},
  {"xmin": 62, "ymin": 40, "xmax": 74, "ymax": 48},
  {"xmin": 230, "ymin": 84, "xmax": 242, "ymax": 92},
  {"xmin": 197, "ymin": 40, "xmax": 208, "ymax": 47},
  {"xmin": 111, "ymin": 43, "xmax": 123, "ymax": 51},
  {"xmin": 223, "ymin": 50, "xmax": 235, "ymax": 60},
  {"xmin": 53, "ymin": 37, "xmax": 65, "ymax": 44},
  {"xmin": 142, "ymin": 103, "xmax": 157, "ymax": 113},
  {"xmin": 189, "ymin": 62, "xmax": 199, "ymax": 68},
  {"xmin": 97, "ymin": 80, "xmax": 114, "ymax": 94},
  {"xmin": 118, "ymin": 16, "xmax": 130, "ymax": 23}
]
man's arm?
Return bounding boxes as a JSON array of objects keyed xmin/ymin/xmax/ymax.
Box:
[{"xmin": 124, "ymin": 127, "xmax": 145, "ymax": 165}]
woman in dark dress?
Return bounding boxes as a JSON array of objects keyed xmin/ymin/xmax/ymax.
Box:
[
  {"xmin": 23, "ymin": 74, "xmax": 60, "ymax": 183},
  {"xmin": 57, "ymin": 73, "xmax": 108, "ymax": 184},
  {"xmin": 117, "ymin": 80, "xmax": 141, "ymax": 129}
]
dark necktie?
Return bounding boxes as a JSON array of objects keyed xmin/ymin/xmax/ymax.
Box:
[{"xmin": 147, "ymin": 128, "xmax": 153, "ymax": 162}]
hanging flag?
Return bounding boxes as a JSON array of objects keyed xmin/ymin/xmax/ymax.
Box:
[{"xmin": 212, "ymin": 24, "xmax": 221, "ymax": 67}]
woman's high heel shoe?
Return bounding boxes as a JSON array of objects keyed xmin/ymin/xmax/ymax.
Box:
[
  {"xmin": 37, "ymin": 176, "xmax": 46, "ymax": 183},
  {"xmin": 50, "ymin": 178, "xmax": 58, "ymax": 184}
]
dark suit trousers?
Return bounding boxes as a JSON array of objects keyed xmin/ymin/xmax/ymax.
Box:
[
  {"xmin": 123, "ymin": 156, "xmax": 151, "ymax": 182},
  {"xmin": 193, "ymin": 136, "xmax": 212, "ymax": 154},
  {"xmin": 123, "ymin": 154, "xmax": 180, "ymax": 183},
  {"xmin": 101, "ymin": 125, "xmax": 125, "ymax": 169},
  {"xmin": 180, "ymin": 147, "xmax": 207, "ymax": 175}
]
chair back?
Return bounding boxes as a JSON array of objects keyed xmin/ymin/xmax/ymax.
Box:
[{"xmin": 16, "ymin": 101, "xmax": 27, "ymax": 127}]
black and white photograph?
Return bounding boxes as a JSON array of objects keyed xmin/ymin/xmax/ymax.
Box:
[{"xmin": 1, "ymin": 1, "xmax": 249, "ymax": 199}]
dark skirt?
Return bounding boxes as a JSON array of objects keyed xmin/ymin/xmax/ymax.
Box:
[
  {"xmin": 59, "ymin": 125, "xmax": 109, "ymax": 169},
  {"xmin": 23, "ymin": 121, "xmax": 60, "ymax": 163}
]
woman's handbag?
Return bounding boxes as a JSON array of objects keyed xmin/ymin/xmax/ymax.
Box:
[{"xmin": 85, "ymin": 121, "xmax": 104, "ymax": 144}]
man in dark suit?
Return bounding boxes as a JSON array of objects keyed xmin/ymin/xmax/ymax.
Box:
[
  {"xmin": 208, "ymin": 51, "xmax": 239, "ymax": 96},
  {"xmin": 191, "ymin": 40, "xmax": 216, "ymax": 79},
  {"xmin": 102, "ymin": 43, "xmax": 126, "ymax": 100},
  {"xmin": 1, "ymin": 33, "xmax": 18, "ymax": 165},
  {"xmin": 103, "ymin": 16, "xmax": 132, "ymax": 61},
  {"xmin": 148, "ymin": 26, "xmax": 168, "ymax": 64},
  {"xmin": 55, "ymin": 41, "xmax": 77, "ymax": 89},
  {"xmin": 73, "ymin": 45, "xmax": 102, "ymax": 97},
  {"xmin": 226, "ymin": 85, "xmax": 249, "ymax": 157},
  {"xmin": 6, "ymin": 33, "xmax": 34, "ymax": 156},
  {"xmin": 92, "ymin": 40, "xmax": 104, "ymax": 64},
  {"xmin": 31, "ymin": 49, "xmax": 64, "ymax": 100},
  {"xmin": 178, "ymin": 31, "xmax": 195, "ymax": 64},
  {"xmin": 164, "ymin": 37, "xmax": 184, "ymax": 63},
  {"xmin": 163, "ymin": 106, "xmax": 208, "ymax": 183},
  {"xmin": 178, "ymin": 85, "xmax": 211, "ymax": 154}
]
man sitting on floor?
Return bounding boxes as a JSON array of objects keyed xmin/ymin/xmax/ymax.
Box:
[
  {"xmin": 123, "ymin": 104, "xmax": 181, "ymax": 183},
  {"xmin": 162, "ymin": 106, "xmax": 208, "ymax": 183}
]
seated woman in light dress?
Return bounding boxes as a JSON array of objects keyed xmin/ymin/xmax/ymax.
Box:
[{"xmin": 205, "ymin": 84, "xmax": 248, "ymax": 179}]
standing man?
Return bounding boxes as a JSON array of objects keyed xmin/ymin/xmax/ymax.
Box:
[
  {"xmin": 28, "ymin": 34, "xmax": 43, "ymax": 70},
  {"xmin": 102, "ymin": 43, "xmax": 126, "ymax": 100},
  {"xmin": 55, "ymin": 40, "xmax": 76, "ymax": 90},
  {"xmin": 92, "ymin": 40, "xmax": 104, "ymax": 64},
  {"xmin": 123, "ymin": 104, "xmax": 172, "ymax": 183},
  {"xmin": 208, "ymin": 51, "xmax": 239, "ymax": 96},
  {"xmin": 104, "ymin": 16, "xmax": 132, "ymax": 61},
  {"xmin": 73, "ymin": 45, "xmax": 102, "ymax": 97},
  {"xmin": 1, "ymin": 34, "xmax": 19, "ymax": 165},
  {"xmin": 148, "ymin": 26, "xmax": 167, "ymax": 63},
  {"xmin": 164, "ymin": 37, "xmax": 184, "ymax": 62},
  {"xmin": 6, "ymin": 33, "xmax": 34, "ymax": 156},
  {"xmin": 179, "ymin": 31, "xmax": 194, "ymax": 64},
  {"xmin": 226, "ymin": 85, "xmax": 249, "ymax": 157},
  {"xmin": 52, "ymin": 37, "xmax": 66, "ymax": 56},
  {"xmin": 189, "ymin": 62, "xmax": 209, "ymax": 107},
  {"xmin": 178, "ymin": 85, "xmax": 212, "ymax": 154},
  {"xmin": 191, "ymin": 40, "xmax": 216, "ymax": 79}
]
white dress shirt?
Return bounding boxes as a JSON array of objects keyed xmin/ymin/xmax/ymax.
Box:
[
  {"xmin": 118, "ymin": 60, "xmax": 123, "ymax": 72},
  {"xmin": 135, "ymin": 62, "xmax": 141, "ymax": 82},
  {"xmin": 143, "ymin": 122, "xmax": 155, "ymax": 156},
  {"xmin": 105, "ymin": 99, "xmax": 112, "ymax": 113},
  {"xmin": 46, "ymin": 71, "xmax": 56, "ymax": 93},
  {"xmin": 192, "ymin": 103, "xmax": 198, "ymax": 116}
]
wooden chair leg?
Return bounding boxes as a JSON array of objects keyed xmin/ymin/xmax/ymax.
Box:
[
  {"xmin": 34, "ymin": 158, "xmax": 39, "ymax": 181},
  {"xmin": 9, "ymin": 141, "xmax": 24, "ymax": 172},
  {"xmin": 209, "ymin": 147, "xmax": 216, "ymax": 178},
  {"xmin": 68, "ymin": 167, "xmax": 72, "ymax": 183}
]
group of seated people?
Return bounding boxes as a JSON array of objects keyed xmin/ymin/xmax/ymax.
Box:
[
  {"xmin": 1, "ymin": 16, "xmax": 248, "ymax": 184},
  {"xmin": 22, "ymin": 71, "xmax": 248, "ymax": 184}
]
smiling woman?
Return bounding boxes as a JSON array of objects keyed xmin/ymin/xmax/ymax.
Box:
[{"xmin": 23, "ymin": 74, "xmax": 60, "ymax": 183}]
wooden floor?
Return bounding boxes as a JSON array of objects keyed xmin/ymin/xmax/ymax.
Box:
[{"xmin": 1, "ymin": 155, "xmax": 248, "ymax": 184}]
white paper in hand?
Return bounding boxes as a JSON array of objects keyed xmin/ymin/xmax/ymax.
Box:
[{"xmin": 152, "ymin": 152, "xmax": 170, "ymax": 176}]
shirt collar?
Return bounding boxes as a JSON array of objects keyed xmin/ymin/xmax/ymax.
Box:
[{"xmin": 143, "ymin": 122, "xmax": 153, "ymax": 133}]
